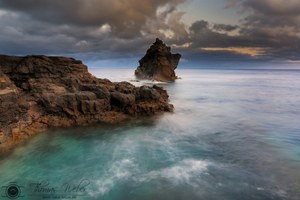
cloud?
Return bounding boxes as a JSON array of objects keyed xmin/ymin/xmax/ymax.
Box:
[
  {"xmin": 0, "ymin": 1, "xmax": 184, "ymax": 57},
  {"xmin": 0, "ymin": 0, "xmax": 193, "ymax": 64},
  {"xmin": 190, "ymin": 20, "xmax": 209, "ymax": 33},
  {"xmin": 238, "ymin": 0, "xmax": 300, "ymax": 60},
  {"xmin": 243, "ymin": 0, "xmax": 300, "ymax": 16},
  {"xmin": 0, "ymin": 0, "xmax": 300, "ymax": 65},
  {"xmin": 180, "ymin": 0, "xmax": 300, "ymax": 62},
  {"xmin": 0, "ymin": 0, "xmax": 185, "ymax": 39},
  {"xmin": 213, "ymin": 24, "xmax": 239, "ymax": 32},
  {"xmin": 188, "ymin": 20, "xmax": 243, "ymax": 48}
]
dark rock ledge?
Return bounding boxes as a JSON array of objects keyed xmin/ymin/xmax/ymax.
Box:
[{"xmin": 0, "ymin": 55, "xmax": 173, "ymax": 153}]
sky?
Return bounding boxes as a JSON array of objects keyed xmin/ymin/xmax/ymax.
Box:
[{"xmin": 0, "ymin": 0, "xmax": 300, "ymax": 67}]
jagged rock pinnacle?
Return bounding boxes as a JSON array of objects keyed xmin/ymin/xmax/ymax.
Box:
[{"xmin": 135, "ymin": 38, "xmax": 181, "ymax": 82}]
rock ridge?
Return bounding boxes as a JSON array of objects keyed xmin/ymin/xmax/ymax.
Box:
[{"xmin": 0, "ymin": 55, "xmax": 173, "ymax": 153}]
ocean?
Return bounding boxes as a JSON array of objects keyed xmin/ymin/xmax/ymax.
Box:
[{"xmin": 0, "ymin": 68, "xmax": 299, "ymax": 200}]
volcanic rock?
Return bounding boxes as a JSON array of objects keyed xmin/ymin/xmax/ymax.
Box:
[
  {"xmin": 135, "ymin": 38, "xmax": 181, "ymax": 82},
  {"xmin": 0, "ymin": 55, "xmax": 174, "ymax": 153}
]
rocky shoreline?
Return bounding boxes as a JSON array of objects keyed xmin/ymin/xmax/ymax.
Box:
[{"xmin": 0, "ymin": 55, "xmax": 174, "ymax": 154}]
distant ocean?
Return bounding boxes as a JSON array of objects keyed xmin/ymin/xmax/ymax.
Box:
[{"xmin": 0, "ymin": 68, "xmax": 299, "ymax": 200}]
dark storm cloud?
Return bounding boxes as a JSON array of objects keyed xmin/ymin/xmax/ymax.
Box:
[
  {"xmin": 0, "ymin": 0, "xmax": 186, "ymax": 59},
  {"xmin": 213, "ymin": 24, "xmax": 238, "ymax": 32},
  {"xmin": 0, "ymin": 11, "xmax": 77, "ymax": 54},
  {"xmin": 0, "ymin": 0, "xmax": 300, "ymax": 64},
  {"xmin": 243, "ymin": 0, "xmax": 300, "ymax": 16},
  {"xmin": 0, "ymin": 0, "xmax": 185, "ymax": 38},
  {"xmin": 182, "ymin": 0, "xmax": 300, "ymax": 62},
  {"xmin": 189, "ymin": 20, "xmax": 209, "ymax": 33},
  {"xmin": 240, "ymin": 0, "xmax": 300, "ymax": 31},
  {"xmin": 188, "ymin": 20, "xmax": 246, "ymax": 48},
  {"xmin": 238, "ymin": 0, "xmax": 300, "ymax": 60}
]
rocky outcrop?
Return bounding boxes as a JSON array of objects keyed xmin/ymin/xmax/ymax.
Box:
[
  {"xmin": 135, "ymin": 38, "xmax": 181, "ymax": 82},
  {"xmin": 0, "ymin": 55, "xmax": 173, "ymax": 153}
]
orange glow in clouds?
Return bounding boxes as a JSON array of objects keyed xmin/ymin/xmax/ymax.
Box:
[{"xmin": 201, "ymin": 47, "xmax": 267, "ymax": 57}]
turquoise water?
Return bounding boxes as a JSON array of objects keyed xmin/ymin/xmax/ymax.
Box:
[{"xmin": 0, "ymin": 68, "xmax": 300, "ymax": 200}]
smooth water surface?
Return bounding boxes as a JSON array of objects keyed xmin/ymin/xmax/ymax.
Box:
[{"xmin": 0, "ymin": 68, "xmax": 300, "ymax": 200}]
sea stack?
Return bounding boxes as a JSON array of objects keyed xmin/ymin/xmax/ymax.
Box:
[
  {"xmin": 0, "ymin": 55, "xmax": 174, "ymax": 153},
  {"xmin": 135, "ymin": 38, "xmax": 181, "ymax": 82}
]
